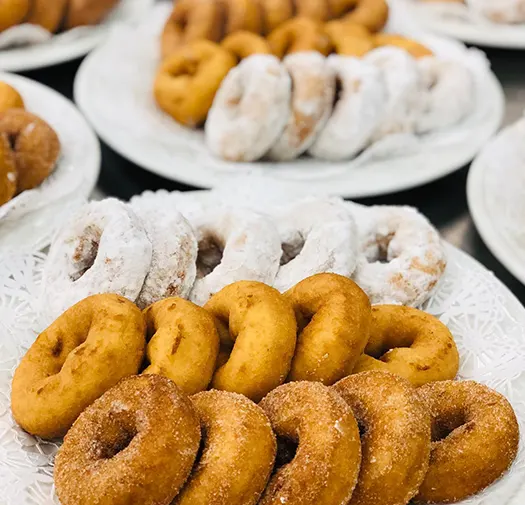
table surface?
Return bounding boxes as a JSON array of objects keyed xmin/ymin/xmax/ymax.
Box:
[{"xmin": 19, "ymin": 45, "xmax": 525, "ymax": 304}]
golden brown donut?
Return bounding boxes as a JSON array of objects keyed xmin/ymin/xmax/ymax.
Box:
[
  {"xmin": 205, "ymin": 280, "xmax": 297, "ymax": 402},
  {"xmin": 221, "ymin": 0, "xmax": 262, "ymax": 35},
  {"xmin": 268, "ymin": 17, "xmax": 333, "ymax": 58},
  {"xmin": 221, "ymin": 31, "xmax": 271, "ymax": 60},
  {"xmin": 258, "ymin": 0, "xmax": 293, "ymax": 34},
  {"xmin": 415, "ymin": 380, "xmax": 519, "ymax": 504},
  {"xmin": 63, "ymin": 0, "xmax": 120, "ymax": 29},
  {"xmin": 154, "ymin": 40, "xmax": 237, "ymax": 128},
  {"xmin": 11, "ymin": 294, "xmax": 145, "ymax": 439},
  {"xmin": 333, "ymin": 371, "xmax": 431, "ymax": 505},
  {"xmin": 284, "ymin": 273, "xmax": 371, "ymax": 385},
  {"xmin": 352, "ymin": 305, "xmax": 460, "ymax": 386},
  {"xmin": 342, "ymin": 0, "xmax": 389, "ymax": 32},
  {"xmin": 374, "ymin": 33, "xmax": 434, "ymax": 58},
  {"xmin": 0, "ymin": 109, "xmax": 60, "ymax": 193},
  {"xmin": 27, "ymin": 0, "xmax": 69, "ymax": 32},
  {"xmin": 0, "ymin": 0, "xmax": 30, "ymax": 32},
  {"xmin": 175, "ymin": 390, "xmax": 276, "ymax": 505},
  {"xmin": 0, "ymin": 81, "xmax": 25, "ymax": 113},
  {"xmin": 325, "ymin": 20, "xmax": 374, "ymax": 56},
  {"xmin": 294, "ymin": 0, "xmax": 330, "ymax": 22},
  {"xmin": 259, "ymin": 381, "xmax": 362, "ymax": 505},
  {"xmin": 142, "ymin": 297, "xmax": 219, "ymax": 394},
  {"xmin": 54, "ymin": 374, "xmax": 201, "ymax": 505},
  {"xmin": 0, "ymin": 134, "xmax": 17, "ymax": 206}
]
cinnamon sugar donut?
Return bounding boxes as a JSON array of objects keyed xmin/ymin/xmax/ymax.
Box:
[
  {"xmin": 259, "ymin": 381, "xmax": 361, "ymax": 505},
  {"xmin": 0, "ymin": 81, "xmax": 25, "ymax": 113},
  {"xmin": 206, "ymin": 281, "xmax": 297, "ymax": 402},
  {"xmin": 349, "ymin": 203, "xmax": 447, "ymax": 306},
  {"xmin": 27, "ymin": 0, "xmax": 68, "ymax": 32},
  {"xmin": 0, "ymin": 109, "xmax": 60, "ymax": 193},
  {"xmin": 285, "ymin": 274, "xmax": 371, "ymax": 384},
  {"xmin": 415, "ymin": 380, "xmax": 519, "ymax": 504},
  {"xmin": 0, "ymin": 0, "xmax": 30, "ymax": 32},
  {"xmin": 0, "ymin": 134, "xmax": 16, "ymax": 206},
  {"xmin": 175, "ymin": 391, "xmax": 276, "ymax": 505},
  {"xmin": 353, "ymin": 305, "xmax": 459, "ymax": 386},
  {"xmin": 268, "ymin": 52, "xmax": 335, "ymax": 161},
  {"xmin": 333, "ymin": 371, "xmax": 431, "ymax": 505},
  {"xmin": 309, "ymin": 55, "xmax": 386, "ymax": 161},
  {"xmin": 64, "ymin": 0, "xmax": 120, "ymax": 29},
  {"xmin": 221, "ymin": 31, "xmax": 271, "ymax": 60},
  {"xmin": 54, "ymin": 375, "xmax": 201, "ymax": 505},
  {"xmin": 221, "ymin": 0, "xmax": 262, "ymax": 35},
  {"xmin": 143, "ymin": 298, "xmax": 219, "ymax": 394},
  {"xmin": 205, "ymin": 54, "xmax": 291, "ymax": 162}
]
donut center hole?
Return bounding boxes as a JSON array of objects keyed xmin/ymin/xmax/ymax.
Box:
[
  {"xmin": 280, "ymin": 237, "xmax": 305, "ymax": 266},
  {"xmin": 99, "ymin": 427, "xmax": 137, "ymax": 459},
  {"xmin": 275, "ymin": 436, "xmax": 298, "ymax": 469},
  {"xmin": 6, "ymin": 133, "xmax": 18, "ymax": 150},
  {"xmin": 333, "ymin": 77, "xmax": 344, "ymax": 108},
  {"xmin": 370, "ymin": 331, "xmax": 415, "ymax": 359},
  {"xmin": 366, "ymin": 232, "xmax": 396, "ymax": 264},
  {"xmin": 196, "ymin": 234, "xmax": 224, "ymax": 278},
  {"xmin": 70, "ymin": 224, "xmax": 102, "ymax": 281},
  {"xmin": 432, "ymin": 413, "xmax": 468, "ymax": 443}
]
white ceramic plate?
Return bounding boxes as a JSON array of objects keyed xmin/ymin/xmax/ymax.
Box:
[
  {"xmin": 0, "ymin": 72, "xmax": 100, "ymax": 251},
  {"xmin": 0, "ymin": 0, "xmax": 154, "ymax": 72},
  {"xmin": 467, "ymin": 114, "xmax": 525, "ymax": 285},
  {"xmin": 394, "ymin": 0, "xmax": 525, "ymax": 49},
  {"xmin": 73, "ymin": 3, "xmax": 504, "ymax": 198}
]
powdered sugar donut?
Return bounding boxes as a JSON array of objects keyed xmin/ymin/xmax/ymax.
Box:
[
  {"xmin": 416, "ymin": 57, "xmax": 474, "ymax": 134},
  {"xmin": 268, "ymin": 52, "xmax": 335, "ymax": 161},
  {"xmin": 272, "ymin": 198, "xmax": 358, "ymax": 292},
  {"xmin": 348, "ymin": 203, "xmax": 446, "ymax": 307},
  {"xmin": 190, "ymin": 209, "xmax": 282, "ymax": 306},
  {"xmin": 467, "ymin": 0, "xmax": 525, "ymax": 23},
  {"xmin": 205, "ymin": 54, "xmax": 291, "ymax": 162},
  {"xmin": 308, "ymin": 55, "xmax": 386, "ymax": 161},
  {"xmin": 130, "ymin": 199, "xmax": 198, "ymax": 309},
  {"xmin": 366, "ymin": 47, "xmax": 423, "ymax": 138},
  {"xmin": 43, "ymin": 199, "xmax": 152, "ymax": 320}
]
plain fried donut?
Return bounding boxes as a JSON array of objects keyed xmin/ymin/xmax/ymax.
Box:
[
  {"xmin": 258, "ymin": 0, "xmax": 293, "ymax": 33},
  {"xmin": 268, "ymin": 52, "xmax": 335, "ymax": 161},
  {"xmin": 142, "ymin": 298, "xmax": 219, "ymax": 394},
  {"xmin": 54, "ymin": 375, "xmax": 201, "ymax": 505},
  {"xmin": 221, "ymin": 31, "xmax": 271, "ymax": 60},
  {"xmin": 43, "ymin": 199, "xmax": 152, "ymax": 320},
  {"xmin": 154, "ymin": 40, "xmax": 236, "ymax": 128},
  {"xmin": 189, "ymin": 209, "xmax": 282, "ymax": 306},
  {"xmin": 11, "ymin": 294, "xmax": 145, "ymax": 439},
  {"xmin": 309, "ymin": 55, "xmax": 386, "ymax": 161},
  {"xmin": 373, "ymin": 33, "xmax": 434, "ymax": 58},
  {"xmin": 27, "ymin": 0, "xmax": 69, "ymax": 32},
  {"xmin": 272, "ymin": 198, "xmax": 358, "ymax": 292},
  {"xmin": 325, "ymin": 20, "xmax": 374, "ymax": 56},
  {"xmin": 0, "ymin": 0, "xmax": 30, "ymax": 32},
  {"xmin": 259, "ymin": 381, "xmax": 361, "ymax": 505},
  {"xmin": 415, "ymin": 380, "xmax": 519, "ymax": 503},
  {"xmin": 0, "ymin": 134, "xmax": 17, "ymax": 206},
  {"xmin": 333, "ymin": 371, "xmax": 431, "ymax": 505},
  {"xmin": 342, "ymin": 0, "xmax": 390, "ymax": 32},
  {"xmin": 206, "ymin": 281, "xmax": 297, "ymax": 402},
  {"xmin": 285, "ymin": 274, "xmax": 371, "ymax": 384},
  {"xmin": 349, "ymin": 203, "xmax": 447, "ymax": 306},
  {"xmin": 353, "ymin": 305, "xmax": 459, "ymax": 386},
  {"xmin": 205, "ymin": 54, "xmax": 291, "ymax": 162},
  {"xmin": 175, "ymin": 391, "xmax": 276, "ymax": 505},
  {"xmin": 0, "ymin": 81, "xmax": 25, "ymax": 113},
  {"xmin": 221, "ymin": 0, "xmax": 262, "ymax": 34}
]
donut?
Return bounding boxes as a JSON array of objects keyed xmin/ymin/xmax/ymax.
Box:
[
  {"xmin": 349, "ymin": 203, "xmax": 447, "ymax": 306},
  {"xmin": 64, "ymin": 0, "xmax": 120, "ymax": 29},
  {"xmin": 268, "ymin": 52, "xmax": 335, "ymax": 161},
  {"xmin": 221, "ymin": 0, "xmax": 262, "ymax": 35},
  {"xmin": 353, "ymin": 305, "xmax": 459, "ymax": 386},
  {"xmin": 221, "ymin": 31, "xmax": 271, "ymax": 60},
  {"xmin": 466, "ymin": 0, "xmax": 525, "ymax": 23},
  {"xmin": 309, "ymin": 55, "xmax": 386, "ymax": 161},
  {"xmin": 294, "ymin": 0, "xmax": 331, "ymax": 21},
  {"xmin": 27, "ymin": 0, "xmax": 69, "ymax": 32},
  {"xmin": 11, "ymin": 294, "xmax": 145, "ymax": 439},
  {"xmin": 205, "ymin": 54, "xmax": 291, "ymax": 162},
  {"xmin": 175, "ymin": 390, "xmax": 276, "ymax": 505},
  {"xmin": 258, "ymin": 0, "xmax": 294, "ymax": 33},
  {"xmin": 333, "ymin": 371, "xmax": 431, "ymax": 505},
  {"xmin": 325, "ymin": 20, "xmax": 374, "ymax": 57},
  {"xmin": 0, "ymin": 81, "xmax": 25, "ymax": 113},
  {"xmin": 0, "ymin": 109, "xmax": 60, "ymax": 193},
  {"xmin": 373, "ymin": 33, "xmax": 434, "ymax": 58},
  {"xmin": 258, "ymin": 381, "xmax": 362, "ymax": 505},
  {"xmin": 342, "ymin": 0, "xmax": 390, "ymax": 32},
  {"xmin": 285, "ymin": 273, "xmax": 371, "ymax": 384},
  {"xmin": 0, "ymin": 134, "xmax": 17, "ymax": 206},
  {"xmin": 54, "ymin": 374, "xmax": 201, "ymax": 505},
  {"xmin": 154, "ymin": 40, "xmax": 237, "ymax": 128},
  {"xmin": 189, "ymin": 208, "xmax": 282, "ymax": 306},
  {"xmin": 415, "ymin": 380, "xmax": 519, "ymax": 503},
  {"xmin": 272, "ymin": 198, "xmax": 359, "ymax": 292},
  {"xmin": 268, "ymin": 18, "xmax": 332, "ymax": 58},
  {"xmin": 205, "ymin": 281, "xmax": 297, "ymax": 402},
  {"xmin": 142, "ymin": 298, "xmax": 219, "ymax": 394},
  {"xmin": 42, "ymin": 199, "xmax": 152, "ymax": 320},
  {"xmin": 416, "ymin": 57, "xmax": 474, "ymax": 133},
  {"xmin": 130, "ymin": 200, "xmax": 197, "ymax": 308},
  {"xmin": 0, "ymin": 0, "xmax": 30, "ymax": 32}
]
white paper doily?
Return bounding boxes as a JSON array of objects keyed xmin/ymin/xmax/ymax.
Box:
[
  {"xmin": 0, "ymin": 73, "xmax": 100, "ymax": 252},
  {"xmin": 467, "ymin": 114, "xmax": 525, "ymax": 286},
  {"xmin": 1, "ymin": 243, "xmax": 525, "ymax": 504},
  {"xmin": 0, "ymin": 0, "xmax": 154, "ymax": 72},
  {"xmin": 73, "ymin": 2, "xmax": 504, "ymax": 198},
  {"xmin": 393, "ymin": 0, "xmax": 525, "ymax": 49}
]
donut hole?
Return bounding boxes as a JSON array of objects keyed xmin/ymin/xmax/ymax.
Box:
[
  {"xmin": 333, "ymin": 76, "xmax": 344, "ymax": 108},
  {"xmin": 196, "ymin": 234, "xmax": 224, "ymax": 278},
  {"xmin": 70, "ymin": 224, "xmax": 102, "ymax": 281},
  {"xmin": 369, "ymin": 330, "xmax": 415, "ymax": 359},
  {"xmin": 275, "ymin": 436, "xmax": 298, "ymax": 469},
  {"xmin": 280, "ymin": 238, "xmax": 304, "ymax": 266},
  {"xmin": 365, "ymin": 232, "xmax": 396, "ymax": 264},
  {"xmin": 99, "ymin": 426, "xmax": 137, "ymax": 459},
  {"xmin": 431, "ymin": 411, "xmax": 468, "ymax": 443}
]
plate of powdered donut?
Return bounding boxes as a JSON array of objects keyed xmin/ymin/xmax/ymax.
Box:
[
  {"xmin": 394, "ymin": 0, "xmax": 525, "ymax": 49},
  {"xmin": 0, "ymin": 72, "xmax": 100, "ymax": 251},
  {"xmin": 74, "ymin": 0, "xmax": 504, "ymax": 198},
  {"xmin": 0, "ymin": 0, "xmax": 154, "ymax": 72},
  {"xmin": 1, "ymin": 180, "xmax": 525, "ymax": 504}
]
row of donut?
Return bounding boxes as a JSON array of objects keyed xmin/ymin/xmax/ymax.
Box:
[
  {"xmin": 40, "ymin": 190, "xmax": 447, "ymax": 321},
  {"xmin": 422, "ymin": 0, "xmax": 525, "ymax": 24}
]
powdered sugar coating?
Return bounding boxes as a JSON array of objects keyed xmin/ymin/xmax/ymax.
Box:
[
  {"xmin": 205, "ymin": 54, "xmax": 291, "ymax": 162},
  {"xmin": 466, "ymin": 0, "xmax": 525, "ymax": 23},
  {"xmin": 268, "ymin": 52, "xmax": 335, "ymax": 161},
  {"xmin": 308, "ymin": 55, "xmax": 386, "ymax": 161},
  {"xmin": 42, "ymin": 198, "xmax": 152, "ymax": 320}
]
